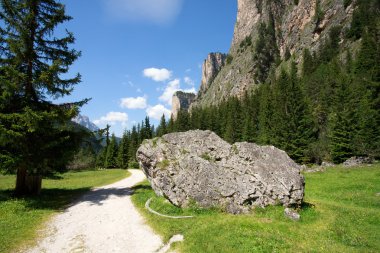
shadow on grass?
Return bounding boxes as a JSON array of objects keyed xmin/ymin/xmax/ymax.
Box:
[
  {"xmin": 300, "ymin": 202, "xmax": 315, "ymax": 210},
  {"xmin": 0, "ymin": 188, "xmax": 91, "ymax": 211},
  {"xmin": 131, "ymin": 184, "xmax": 152, "ymax": 192}
]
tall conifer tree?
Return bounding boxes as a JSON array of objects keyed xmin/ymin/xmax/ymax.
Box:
[
  {"xmin": 105, "ymin": 134, "xmax": 118, "ymax": 168},
  {"xmin": 0, "ymin": 0, "xmax": 87, "ymax": 195},
  {"xmin": 117, "ymin": 130, "xmax": 130, "ymax": 169}
]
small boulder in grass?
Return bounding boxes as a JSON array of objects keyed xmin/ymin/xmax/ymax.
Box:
[{"xmin": 284, "ymin": 208, "xmax": 300, "ymax": 221}]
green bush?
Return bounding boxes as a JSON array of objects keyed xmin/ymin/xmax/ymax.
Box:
[{"xmin": 129, "ymin": 161, "xmax": 140, "ymax": 169}]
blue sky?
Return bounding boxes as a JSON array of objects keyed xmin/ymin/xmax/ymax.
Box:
[{"xmin": 60, "ymin": 0, "xmax": 237, "ymax": 136}]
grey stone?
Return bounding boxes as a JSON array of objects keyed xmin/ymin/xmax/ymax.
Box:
[
  {"xmin": 343, "ymin": 157, "xmax": 373, "ymax": 167},
  {"xmin": 321, "ymin": 161, "xmax": 335, "ymax": 167},
  {"xmin": 284, "ymin": 208, "xmax": 300, "ymax": 221},
  {"xmin": 137, "ymin": 130, "xmax": 305, "ymax": 214},
  {"xmin": 301, "ymin": 165, "xmax": 325, "ymax": 173}
]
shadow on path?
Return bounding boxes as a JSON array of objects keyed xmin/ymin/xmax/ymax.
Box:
[{"xmin": 80, "ymin": 187, "xmax": 134, "ymax": 206}]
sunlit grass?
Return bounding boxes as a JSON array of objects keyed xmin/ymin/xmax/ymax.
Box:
[
  {"xmin": 131, "ymin": 164, "xmax": 380, "ymax": 253},
  {"xmin": 0, "ymin": 169, "xmax": 130, "ymax": 253}
]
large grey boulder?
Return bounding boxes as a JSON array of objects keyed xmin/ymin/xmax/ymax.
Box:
[{"xmin": 137, "ymin": 130, "xmax": 305, "ymax": 214}]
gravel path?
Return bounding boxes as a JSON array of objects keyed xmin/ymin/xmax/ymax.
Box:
[{"xmin": 26, "ymin": 169, "xmax": 163, "ymax": 253}]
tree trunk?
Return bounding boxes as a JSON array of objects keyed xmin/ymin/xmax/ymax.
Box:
[{"xmin": 15, "ymin": 168, "xmax": 42, "ymax": 196}]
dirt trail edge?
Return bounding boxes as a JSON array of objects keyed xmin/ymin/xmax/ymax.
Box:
[{"xmin": 26, "ymin": 169, "xmax": 163, "ymax": 253}]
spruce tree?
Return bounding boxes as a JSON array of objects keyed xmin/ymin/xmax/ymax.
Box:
[
  {"xmin": 156, "ymin": 114, "xmax": 167, "ymax": 137},
  {"xmin": 146, "ymin": 117, "xmax": 153, "ymax": 138},
  {"xmin": 0, "ymin": 0, "xmax": 86, "ymax": 195},
  {"xmin": 258, "ymin": 83, "xmax": 274, "ymax": 144},
  {"xmin": 175, "ymin": 110, "xmax": 190, "ymax": 132},
  {"xmin": 271, "ymin": 64, "xmax": 315, "ymax": 163},
  {"xmin": 128, "ymin": 126, "xmax": 139, "ymax": 163},
  {"xmin": 105, "ymin": 134, "xmax": 118, "ymax": 168},
  {"xmin": 242, "ymin": 112, "xmax": 256, "ymax": 142},
  {"xmin": 117, "ymin": 130, "xmax": 129, "ymax": 169}
]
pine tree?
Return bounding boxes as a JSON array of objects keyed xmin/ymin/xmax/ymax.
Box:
[
  {"xmin": 271, "ymin": 64, "xmax": 315, "ymax": 163},
  {"xmin": 242, "ymin": 112, "xmax": 255, "ymax": 142},
  {"xmin": 167, "ymin": 117, "xmax": 175, "ymax": 133},
  {"xmin": 144, "ymin": 116, "xmax": 152, "ymax": 139},
  {"xmin": 117, "ymin": 130, "xmax": 129, "ymax": 169},
  {"xmin": 156, "ymin": 114, "xmax": 167, "ymax": 137},
  {"xmin": 175, "ymin": 110, "xmax": 190, "ymax": 132},
  {"xmin": 96, "ymin": 147, "xmax": 107, "ymax": 168},
  {"xmin": 128, "ymin": 126, "xmax": 139, "ymax": 163},
  {"xmin": 253, "ymin": 15, "xmax": 280, "ymax": 84},
  {"xmin": 329, "ymin": 112, "xmax": 354, "ymax": 163},
  {"xmin": 0, "ymin": 0, "xmax": 87, "ymax": 195},
  {"xmin": 105, "ymin": 134, "xmax": 118, "ymax": 168},
  {"xmin": 284, "ymin": 47, "xmax": 291, "ymax": 61},
  {"xmin": 302, "ymin": 49, "xmax": 315, "ymax": 78},
  {"xmin": 258, "ymin": 83, "xmax": 274, "ymax": 144}
]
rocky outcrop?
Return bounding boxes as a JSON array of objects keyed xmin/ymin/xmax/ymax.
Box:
[
  {"xmin": 198, "ymin": 53, "xmax": 227, "ymax": 97},
  {"xmin": 137, "ymin": 130, "xmax": 305, "ymax": 214},
  {"xmin": 343, "ymin": 157, "xmax": 373, "ymax": 167},
  {"xmin": 72, "ymin": 114, "xmax": 99, "ymax": 132},
  {"xmin": 171, "ymin": 91, "xmax": 195, "ymax": 120},
  {"xmin": 189, "ymin": 0, "xmax": 355, "ymax": 108}
]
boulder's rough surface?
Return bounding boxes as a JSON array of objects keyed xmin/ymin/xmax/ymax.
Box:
[{"xmin": 137, "ymin": 130, "xmax": 305, "ymax": 214}]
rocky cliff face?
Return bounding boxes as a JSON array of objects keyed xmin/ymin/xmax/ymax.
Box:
[
  {"xmin": 198, "ymin": 53, "xmax": 227, "ymax": 97},
  {"xmin": 72, "ymin": 114, "xmax": 99, "ymax": 132},
  {"xmin": 171, "ymin": 91, "xmax": 196, "ymax": 120},
  {"xmin": 189, "ymin": 0, "xmax": 355, "ymax": 108}
]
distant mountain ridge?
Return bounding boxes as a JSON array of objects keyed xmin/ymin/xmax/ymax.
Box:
[{"xmin": 72, "ymin": 114, "xmax": 99, "ymax": 132}]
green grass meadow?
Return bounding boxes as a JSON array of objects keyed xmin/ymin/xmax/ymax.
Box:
[
  {"xmin": 0, "ymin": 169, "xmax": 129, "ymax": 253},
  {"xmin": 132, "ymin": 165, "xmax": 380, "ymax": 253}
]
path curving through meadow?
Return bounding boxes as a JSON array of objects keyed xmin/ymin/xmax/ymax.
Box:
[{"xmin": 27, "ymin": 169, "xmax": 163, "ymax": 253}]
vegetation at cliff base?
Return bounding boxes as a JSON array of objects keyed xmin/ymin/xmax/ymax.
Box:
[
  {"xmin": 0, "ymin": 169, "xmax": 129, "ymax": 253},
  {"xmin": 132, "ymin": 165, "xmax": 380, "ymax": 253}
]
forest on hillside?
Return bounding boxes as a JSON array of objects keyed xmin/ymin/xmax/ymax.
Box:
[{"xmin": 76, "ymin": 0, "xmax": 379, "ymax": 169}]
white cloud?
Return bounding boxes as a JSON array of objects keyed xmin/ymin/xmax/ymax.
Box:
[
  {"xmin": 159, "ymin": 79, "xmax": 180, "ymax": 105},
  {"xmin": 185, "ymin": 68, "xmax": 192, "ymax": 73},
  {"xmin": 184, "ymin": 76, "xmax": 195, "ymax": 86},
  {"xmin": 94, "ymin": 112, "xmax": 128, "ymax": 126},
  {"xmin": 183, "ymin": 87, "xmax": 197, "ymax": 94},
  {"xmin": 143, "ymin": 68, "xmax": 172, "ymax": 82},
  {"xmin": 104, "ymin": 0, "xmax": 183, "ymax": 25},
  {"xmin": 146, "ymin": 104, "xmax": 171, "ymax": 120},
  {"xmin": 120, "ymin": 96, "xmax": 147, "ymax": 109}
]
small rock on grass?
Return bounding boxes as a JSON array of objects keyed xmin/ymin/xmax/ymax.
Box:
[{"xmin": 284, "ymin": 208, "xmax": 300, "ymax": 221}]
